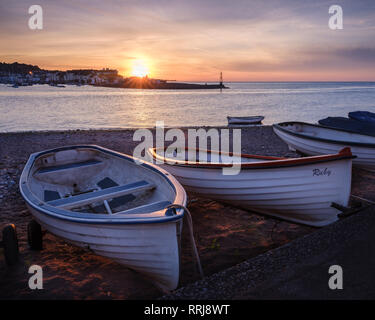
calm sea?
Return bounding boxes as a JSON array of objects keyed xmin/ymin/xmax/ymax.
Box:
[{"xmin": 1, "ymin": 82, "xmax": 375, "ymax": 132}]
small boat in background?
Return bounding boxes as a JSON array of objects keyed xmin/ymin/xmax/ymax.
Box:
[
  {"xmin": 349, "ymin": 111, "xmax": 375, "ymax": 124},
  {"xmin": 318, "ymin": 117, "xmax": 375, "ymax": 137},
  {"xmin": 49, "ymin": 83, "xmax": 65, "ymax": 88},
  {"xmin": 20, "ymin": 145, "xmax": 187, "ymax": 291},
  {"xmin": 227, "ymin": 116, "xmax": 264, "ymax": 125},
  {"xmin": 148, "ymin": 147, "xmax": 354, "ymax": 227},
  {"xmin": 273, "ymin": 121, "xmax": 375, "ymax": 171}
]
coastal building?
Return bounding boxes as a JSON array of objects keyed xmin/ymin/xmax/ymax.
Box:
[
  {"xmin": 46, "ymin": 72, "xmax": 59, "ymax": 83},
  {"xmin": 97, "ymin": 68, "xmax": 118, "ymax": 76},
  {"xmin": 1, "ymin": 62, "xmax": 217, "ymax": 89}
]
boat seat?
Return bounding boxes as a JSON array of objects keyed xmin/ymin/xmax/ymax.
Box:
[
  {"xmin": 97, "ymin": 177, "xmax": 136, "ymax": 206},
  {"xmin": 37, "ymin": 160, "xmax": 102, "ymax": 174},
  {"xmin": 91, "ymin": 177, "xmax": 136, "ymax": 213},
  {"xmin": 115, "ymin": 200, "xmax": 172, "ymax": 215},
  {"xmin": 47, "ymin": 180, "xmax": 155, "ymax": 210},
  {"xmin": 44, "ymin": 190, "xmax": 61, "ymax": 202}
]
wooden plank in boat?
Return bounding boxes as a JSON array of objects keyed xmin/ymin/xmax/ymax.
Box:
[
  {"xmin": 47, "ymin": 180, "xmax": 154, "ymax": 209},
  {"xmin": 37, "ymin": 160, "xmax": 102, "ymax": 174},
  {"xmin": 116, "ymin": 200, "xmax": 172, "ymax": 215},
  {"xmin": 92, "ymin": 177, "xmax": 136, "ymax": 212}
]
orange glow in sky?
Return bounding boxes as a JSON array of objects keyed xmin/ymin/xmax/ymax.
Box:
[{"xmin": 0, "ymin": 1, "xmax": 374, "ymax": 81}]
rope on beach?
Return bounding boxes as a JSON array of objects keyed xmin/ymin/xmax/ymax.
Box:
[
  {"xmin": 166, "ymin": 204, "xmax": 204, "ymax": 279},
  {"xmin": 351, "ymin": 194, "xmax": 375, "ymax": 205}
]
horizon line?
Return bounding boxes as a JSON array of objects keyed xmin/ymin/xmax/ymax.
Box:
[{"xmin": 2, "ymin": 61, "xmax": 375, "ymax": 83}]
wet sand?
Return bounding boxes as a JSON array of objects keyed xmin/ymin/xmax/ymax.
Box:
[{"xmin": 0, "ymin": 126, "xmax": 355, "ymax": 299}]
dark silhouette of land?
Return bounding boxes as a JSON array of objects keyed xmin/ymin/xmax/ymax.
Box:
[
  {"xmin": 1, "ymin": 62, "xmax": 228, "ymax": 89},
  {"xmin": 96, "ymin": 76, "xmax": 228, "ymax": 90}
]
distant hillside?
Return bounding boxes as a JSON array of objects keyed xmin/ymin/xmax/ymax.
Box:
[
  {"xmin": 0, "ymin": 62, "xmax": 42, "ymax": 74},
  {"xmin": 0, "ymin": 62, "xmax": 115, "ymax": 75}
]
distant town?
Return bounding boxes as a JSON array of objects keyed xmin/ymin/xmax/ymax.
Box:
[
  {"xmin": 0, "ymin": 62, "xmax": 126, "ymax": 87},
  {"xmin": 0, "ymin": 62, "xmax": 227, "ymax": 90}
]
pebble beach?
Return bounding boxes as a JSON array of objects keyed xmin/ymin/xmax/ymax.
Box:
[{"xmin": 0, "ymin": 126, "xmax": 373, "ymax": 299}]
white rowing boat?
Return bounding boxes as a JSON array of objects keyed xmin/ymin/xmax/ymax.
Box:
[
  {"xmin": 273, "ymin": 121, "xmax": 375, "ymax": 171},
  {"xmin": 148, "ymin": 147, "xmax": 354, "ymax": 227},
  {"xmin": 227, "ymin": 116, "xmax": 264, "ymax": 125},
  {"xmin": 20, "ymin": 145, "xmax": 187, "ymax": 291}
]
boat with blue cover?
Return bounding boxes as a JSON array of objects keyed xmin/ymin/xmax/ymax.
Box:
[
  {"xmin": 318, "ymin": 117, "xmax": 375, "ymax": 137},
  {"xmin": 19, "ymin": 145, "xmax": 187, "ymax": 291},
  {"xmin": 273, "ymin": 121, "xmax": 375, "ymax": 171},
  {"xmin": 349, "ymin": 111, "xmax": 375, "ymax": 124}
]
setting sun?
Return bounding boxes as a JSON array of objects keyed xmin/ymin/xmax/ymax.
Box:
[{"xmin": 131, "ymin": 60, "xmax": 149, "ymax": 77}]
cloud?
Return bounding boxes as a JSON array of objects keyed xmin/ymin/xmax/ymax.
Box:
[
  {"xmin": 0, "ymin": 0, "xmax": 374, "ymax": 80},
  {"xmin": 338, "ymin": 47, "xmax": 375, "ymax": 62}
]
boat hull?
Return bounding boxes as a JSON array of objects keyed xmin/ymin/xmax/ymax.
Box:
[
  {"xmin": 157, "ymin": 158, "xmax": 352, "ymax": 227},
  {"xmin": 273, "ymin": 124, "xmax": 375, "ymax": 171},
  {"xmin": 26, "ymin": 204, "xmax": 182, "ymax": 291}
]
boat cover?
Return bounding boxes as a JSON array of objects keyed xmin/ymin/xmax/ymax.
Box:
[
  {"xmin": 318, "ymin": 116, "xmax": 375, "ymax": 137},
  {"xmin": 348, "ymin": 111, "xmax": 375, "ymax": 124}
]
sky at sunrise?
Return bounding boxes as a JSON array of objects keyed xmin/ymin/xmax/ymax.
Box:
[{"xmin": 0, "ymin": 0, "xmax": 374, "ymax": 81}]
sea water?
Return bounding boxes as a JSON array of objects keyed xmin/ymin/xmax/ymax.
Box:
[{"xmin": 1, "ymin": 82, "xmax": 374, "ymax": 132}]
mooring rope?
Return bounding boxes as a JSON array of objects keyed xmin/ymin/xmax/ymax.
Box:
[
  {"xmin": 166, "ymin": 204, "xmax": 204, "ymax": 279},
  {"xmin": 351, "ymin": 194, "xmax": 375, "ymax": 205}
]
